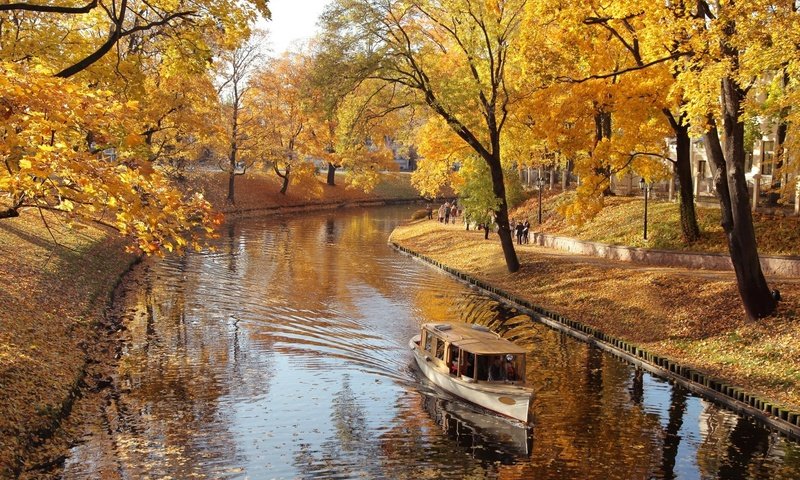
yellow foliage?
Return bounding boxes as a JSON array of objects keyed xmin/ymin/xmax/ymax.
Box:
[{"xmin": 0, "ymin": 62, "xmax": 219, "ymax": 255}]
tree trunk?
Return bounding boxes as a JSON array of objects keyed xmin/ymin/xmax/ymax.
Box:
[
  {"xmin": 593, "ymin": 111, "xmax": 613, "ymax": 196},
  {"xmin": 326, "ymin": 162, "xmax": 337, "ymax": 186},
  {"xmin": 562, "ymin": 158, "xmax": 573, "ymax": 189},
  {"xmin": 673, "ymin": 123, "xmax": 701, "ymax": 242},
  {"xmin": 227, "ymin": 140, "xmax": 237, "ymax": 204},
  {"xmin": 706, "ymin": 87, "xmax": 776, "ymax": 319},
  {"xmin": 767, "ymin": 70, "xmax": 791, "ymax": 206},
  {"xmin": 485, "ymin": 151, "xmax": 520, "ymax": 273},
  {"xmin": 280, "ymin": 165, "xmax": 291, "ymax": 195},
  {"xmin": 227, "ymin": 171, "xmax": 236, "ymax": 205}
]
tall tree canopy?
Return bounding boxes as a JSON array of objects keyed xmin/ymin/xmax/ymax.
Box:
[
  {"xmin": 321, "ymin": 0, "xmax": 532, "ymax": 272},
  {"xmin": 0, "ymin": 0, "xmax": 270, "ymax": 253}
]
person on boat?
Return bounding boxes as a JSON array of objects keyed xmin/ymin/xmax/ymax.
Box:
[
  {"xmin": 450, "ymin": 359, "xmax": 459, "ymax": 375},
  {"xmin": 488, "ymin": 355, "xmax": 505, "ymax": 381},
  {"xmin": 504, "ymin": 354, "xmax": 517, "ymax": 381}
]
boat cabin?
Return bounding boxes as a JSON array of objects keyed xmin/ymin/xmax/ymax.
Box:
[{"xmin": 419, "ymin": 323, "xmax": 527, "ymax": 384}]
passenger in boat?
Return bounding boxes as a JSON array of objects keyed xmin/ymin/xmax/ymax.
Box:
[
  {"xmin": 505, "ymin": 354, "xmax": 517, "ymax": 381},
  {"xmin": 450, "ymin": 359, "xmax": 459, "ymax": 375},
  {"xmin": 488, "ymin": 356, "xmax": 505, "ymax": 381}
]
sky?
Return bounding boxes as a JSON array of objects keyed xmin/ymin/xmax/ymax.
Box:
[{"xmin": 259, "ymin": 0, "xmax": 333, "ymax": 55}]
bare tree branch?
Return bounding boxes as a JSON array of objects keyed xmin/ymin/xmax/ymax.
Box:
[{"xmin": 0, "ymin": 0, "xmax": 97, "ymax": 14}]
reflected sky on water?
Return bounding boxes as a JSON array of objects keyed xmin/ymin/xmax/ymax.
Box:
[{"xmin": 63, "ymin": 206, "xmax": 800, "ymax": 479}]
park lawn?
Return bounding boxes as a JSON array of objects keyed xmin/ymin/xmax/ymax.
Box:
[
  {"xmin": 511, "ymin": 191, "xmax": 800, "ymax": 256},
  {"xmin": 390, "ymin": 219, "xmax": 800, "ymax": 412}
]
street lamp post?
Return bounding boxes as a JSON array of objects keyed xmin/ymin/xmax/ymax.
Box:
[
  {"xmin": 639, "ymin": 178, "xmax": 649, "ymax": 240},
  {"xmin": 537, "ymin": 175, "xmax": 545, "ymax": 224}
]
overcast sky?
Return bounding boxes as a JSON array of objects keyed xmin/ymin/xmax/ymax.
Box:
[{"xmin": 259, "ymin": 0, "xmax": 332, "ymax": 55}]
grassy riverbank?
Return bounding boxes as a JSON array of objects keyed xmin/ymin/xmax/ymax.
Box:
[
  {"xmin": 0, "ymin": 171, "xmax": 420, "ymax": 477},
  {"xmin": 189, "ymin": 170, "xmax": 421, "ymax": 214},
  {"xmin": 0, "ymin": 212, "xmax": 136, "ymax": 477},
  {"xmin": 390, "ymin": 219, "xmax": 800, "ymax": 413}
]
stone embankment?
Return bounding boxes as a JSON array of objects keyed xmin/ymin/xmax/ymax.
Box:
[{"xmin": 530, "ymin": 232, "xmax": 800, "ymax": 277}]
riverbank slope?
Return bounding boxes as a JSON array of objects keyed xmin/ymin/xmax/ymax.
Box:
[
  {"xmin": 390, "ymin": 219, "xmax": 800, "ymax": 415},
  {"xmin": 0, "ymin": 213, "xmax": 136, "ymax": 477},
  {"xmin": 0, "ymin": 171, "xmax": 421, "ymax": 477}
]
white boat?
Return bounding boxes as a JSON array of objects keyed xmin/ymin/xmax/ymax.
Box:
[{"xmin": 409, "ymin": 322, "xmax": 533, "ymax": 423}]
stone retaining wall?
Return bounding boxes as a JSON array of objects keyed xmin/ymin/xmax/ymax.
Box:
[{"xmin": 532, "ymin": 232, "xmax": 800, "ymax": 277}]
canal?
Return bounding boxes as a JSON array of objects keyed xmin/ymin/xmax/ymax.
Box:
[{"xmin": 63, "ymin": 205, "xmax": 800, "ymax": 479}]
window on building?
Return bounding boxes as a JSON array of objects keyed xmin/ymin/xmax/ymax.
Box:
[
  {"xmin": 698, "ymin": 160, "xmax": 707, "ymax": 178},
  {"xmin": 762, "ymin": 140, "xmax": 775, "ymax": 175}
]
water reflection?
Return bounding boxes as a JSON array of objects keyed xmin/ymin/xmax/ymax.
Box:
[
  {"xmin": 421, "ymin": 394, "xmax": 532, "ymax": 460},
  {"xmin": 63, "ymin": 206, "xmax": 800, "ymax": 479}
]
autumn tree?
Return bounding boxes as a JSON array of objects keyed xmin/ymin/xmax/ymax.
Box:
[
  {"xmin": 512, "ymin": 2, "xmax": 672, "ymax": 224},
  {"xmin": 302, "ymin": 34, "xmax": 399, "ymax": 191},
  {"xmin": 519, "ymin": 0, "xmax": 789, "ymax": 318},
  {"xmin": 216, "ymin": 37, "xmax": 264, "ymax": 204},
  {"xmin": 247, "ymin": 53, "xmax": 316, "ymax": 195},
  {"xmin": 653, "ymin": 0, "xmax": 796, "ymax": 318},
  {"xmin": 0, "ymin": 1, "xmax": 270, "ymax": 253},
  {"xmin": 321, "ymin": 0, "xmax": 532, "ymax": 272},
  {"xmin": 564, "ymin": 2, "xmax": 702, "ymax": 241},
  {"xmin": 0, "ymin": 63, "xmax": 220, "ymax": 253}
]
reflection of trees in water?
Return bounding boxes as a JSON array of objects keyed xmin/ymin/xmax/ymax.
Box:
[
  {"xmin": 696, "ymin": 406, "xmax": 800, "ymax": 479},
  {"xmin": 372, "ymin": 391, "xmax": 496, "ymax": 479},
  {"xmin": 499, "ymin": 335, "xmax": 665, "ymax": 478},
  {"xmin": 101, "ymin": 261, "xmax": 274, "ymax": 477},
  {"xmin": 292, "ymin": 375, "xmax": 385, "ymax": 478},
  {"xmin": 69, "ymin": 205, "xmax": 800, "ymax": 479},
  {"xmin": 658, "ymin": 386, "xmax": 687, "ymax": 480}
]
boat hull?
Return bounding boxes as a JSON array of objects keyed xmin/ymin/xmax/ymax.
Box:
[{"xmin": 409, "ymin": 338, "xmax": 532, "ymax": 423}]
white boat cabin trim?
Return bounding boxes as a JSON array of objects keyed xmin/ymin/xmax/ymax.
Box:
[{"xmin": 419, "ymin": 323, "xmax": 527, "ymax": 385}]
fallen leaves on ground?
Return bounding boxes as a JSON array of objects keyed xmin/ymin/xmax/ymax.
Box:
[{"xmin": 0, "ymin": 210, "xmax": 136, "ymax": 477}]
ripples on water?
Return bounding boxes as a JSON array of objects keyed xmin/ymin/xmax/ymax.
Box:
[{"xmin": 63, "ymin": 206, "xmax": 800, "ymax": 479}]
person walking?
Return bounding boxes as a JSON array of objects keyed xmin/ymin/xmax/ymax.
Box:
[
  {"xmin": 444, "ymin": 201, "xmax": 451, "ymax": 224},
  {"xmin": 515, "ymin": 221, "xmax": 524, "ymax": 245},
  {"xmin": 523, "ymin": 219, "xmax": 530, "ymax": 244},
  {"xmin": 426, "ymin": 203, "xmax": 433, "ymax": 220}
]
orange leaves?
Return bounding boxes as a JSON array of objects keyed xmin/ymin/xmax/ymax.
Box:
[{"xmin": 0, "ymin": 62, "xmax": 219, "ymax": 256}]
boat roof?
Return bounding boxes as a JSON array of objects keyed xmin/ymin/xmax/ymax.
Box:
[{"xmin": 421, "ymin": 322, "xmax": 527, "ymax": 355}]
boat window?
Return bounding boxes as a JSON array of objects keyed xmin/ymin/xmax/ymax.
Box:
[
  {"xmin": 475, "ymin": 355, "xmax": 489, "ymax": 381},
  {"xmin": 434, "ymin": 338, "xmax": 445, "ymax": 361},
  {"xmin": 462, "ymin": 352, "xmax": 475, "ymax": 378},
  {"xmin": 423, "ymin": 331, "xmax": 432, "ymax": 353}
]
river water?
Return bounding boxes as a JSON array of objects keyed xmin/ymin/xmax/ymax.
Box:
[{"xmin": 63, "ymin": 205, "xmax": 800, "ymax": 479}]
